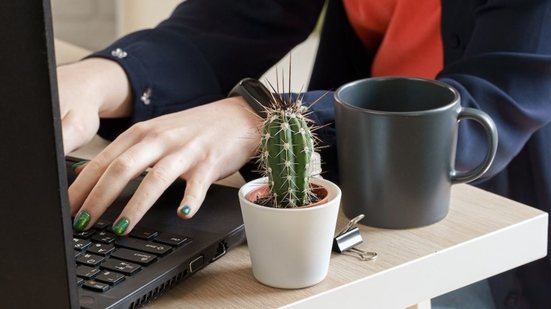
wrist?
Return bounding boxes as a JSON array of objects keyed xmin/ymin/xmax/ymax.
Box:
[
  {"xmin": 224, "ymin": 96, "xmax": 264, "ymax": 155},
  {"xmin": 228, "ymin": 78, "xmax": 274, "ymax": 119},
  {"xmin": 226, "ymin": 96, "xmax": 264, "ymax": 129},
  {"xmin": 59, "ymin": 58, "xmax": 132, "ymax": 118}
]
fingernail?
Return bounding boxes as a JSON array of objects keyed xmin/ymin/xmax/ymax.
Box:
[
  {"xmin": 180, "ymin": 205, "xmax": 191, "ymax": 216},
  {"xmin": 71, "ymin": 160, "xmax": 88, "ymax": 173},
  {"xmin": 113, "ymin": 217, "xmax": 130, "ymax": 235},
  {"xmin": 73, "ymin": 211, "xmax": 91, "ymax": 231}
]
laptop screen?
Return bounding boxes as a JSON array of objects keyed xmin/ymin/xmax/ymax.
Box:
[{"xmin": 0, "ymin": 1, "xmax": 78, "ymax": 308}]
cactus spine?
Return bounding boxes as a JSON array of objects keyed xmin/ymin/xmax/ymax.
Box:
[{"xmin": 260, "ymin": 102, "xmax": 316, "ymax": 208}]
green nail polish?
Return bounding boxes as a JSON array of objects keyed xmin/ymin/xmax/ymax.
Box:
[
  {"xmin": 71, "ymin": 160, "xmax": 88, "ymax": 173},
  {"xmin": 73, "ymin": 211, "xmax": 91, "ymax": 231},
  {"xmin": 113, "ymin": 217, "xmax": 129, "ymax": 235},
  {"xmin": 181, "ymin": 206, "xmax": 191, "ymax": 215}
]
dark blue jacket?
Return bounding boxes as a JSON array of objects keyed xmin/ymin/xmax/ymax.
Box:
[{"xmin": 92, "ymin": 1, "xmax": 551, "ymax": 307}]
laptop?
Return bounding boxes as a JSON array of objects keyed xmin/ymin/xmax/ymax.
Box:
[{"xmin": 0, "ymin": 1, "xmax": 245, "ymax": 308}]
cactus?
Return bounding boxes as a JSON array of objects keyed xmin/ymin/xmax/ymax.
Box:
[{"xmin": 257, "ymin": 91, "xmax": 318, "ymax": 208}]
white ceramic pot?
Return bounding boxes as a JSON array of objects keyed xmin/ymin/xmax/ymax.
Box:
[{"xmin": 238, "ymin": 177, "xmax": 341, "ymax": 289}]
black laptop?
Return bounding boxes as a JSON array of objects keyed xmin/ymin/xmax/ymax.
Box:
[{"xmin": 0, "ymin": 1, "xmax": 245, "ymax": 308}]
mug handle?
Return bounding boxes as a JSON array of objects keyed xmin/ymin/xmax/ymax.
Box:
[{"xmin": 451, "ymin": 107, "xmax": 498, "ymax": 184}]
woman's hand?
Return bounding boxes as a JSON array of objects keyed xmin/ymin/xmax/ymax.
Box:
[
  {"xmin": 70, "ymin": 96, "xmax": 261, "ymax": 235},
  {"xmin": 58, "ymin": 58, "xmax": 132, "ymax": 154}
]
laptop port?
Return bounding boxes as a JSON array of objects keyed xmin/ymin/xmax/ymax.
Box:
[
  {"xmin": 189, "ymin": 256, "xmax": 204, "ymax": 273},
  {"xmin": 211, "ymin": 242, "xmax": 227, "ymax": 261}
]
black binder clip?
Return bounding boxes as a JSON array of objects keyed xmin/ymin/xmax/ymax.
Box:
[{"xmin": 333, "ymin": 214, "xmax": 378, "ymax": 261}]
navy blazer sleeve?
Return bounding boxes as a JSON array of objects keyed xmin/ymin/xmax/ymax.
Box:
[
  {"xmin": 437, "ymin": 0, "xmax": 551, "ymax": 181},
  {"xmin": 90, "ymin": 0, "xmax": 324, "ymax": 139}
]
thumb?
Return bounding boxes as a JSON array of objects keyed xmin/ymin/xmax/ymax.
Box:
[{"xmin": 61, "ymin": 111, "xmax": 99, "ymax": 154}]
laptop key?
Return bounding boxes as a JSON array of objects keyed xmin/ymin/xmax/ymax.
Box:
[
  {"xmin": 93, "ymin": 219, "xmax": 111, "ymax": 230},
  {"xmin": 154, "ymin": 233, "xmax": 190, "ymax": 247},
  {"xmin": 74, "ymin": 229, "xmax": 96, "ymax": 239},
  {"xmin": 101, "ymin": 259, "xmax": 141, "ymax": 275},
  {"xmin": 83, "ymin": 279, "xmax": 110, "ymax": 293},
  {"xmin": 77, "ymin": 253, "xmax": 105, "ymax": 267},
  {"xmin": 74, "ymin": 250, "xmax": 83, "ymax": 258},
  {"xmin": 77, "ymin": 278, "xmax": 84, "ymax": 286},
  {"xmin": 76, "ymin": 265, "xmax": 100, "ymax": 279},
  {"xmin": 111, "ymin": 248, "xmax": 156, "ymax": 265},
  {"xmin": 91, "ymin": 231, "xmax": 117, "ymax": 244},
  {"xmin": 87, "ymin": 243, "xmax": 115, "ymax": 256},
  {"xmin": 74, "ymin": 238, "xmax": 91, "ymax": 250},
  {"xmin": 129, "ymin": 227, "xmax": 158, "ymax": 240},
  {"xmin": 116, "ymin": 237, "xmax": 172, "ymax": 255},
  {"xmin": 95, "ymin": 270, "xmax": 125, "ymax": 285}
]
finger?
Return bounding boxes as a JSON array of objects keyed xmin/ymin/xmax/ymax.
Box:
[
  {"xmin": 68, "ymin": 158, "xmax": 105, "ymax": 216},
  {"xmin": 178, "ymin": 165, "xmax": 217, "ymax": 220},
  {"xmin": 112, "ymin": 150, "xmax": 195, "ymax": 235},
  {"xmin": 72, "ymin": 140, "xmax": 165, "ymax": 231},
  {"xmin": 68, "ymin": 123, "xmax": 151, "ymax": 213},
  {"xmin": 70, "ymin": 160, "xmax": 88, "ymax": 175},
  {"xmin": 61, "ymin": 111, "xmax": 97, "ymax": 155}
]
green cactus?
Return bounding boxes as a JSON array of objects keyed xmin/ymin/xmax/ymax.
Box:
[{"xmin": 258, "ymin": 96, "xmax": 317, "ymax": 208}]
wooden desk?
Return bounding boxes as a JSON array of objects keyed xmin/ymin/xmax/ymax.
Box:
[
  {"xmin": 70, "ymin": 138, "xmax": 547, "ymax": 309},
  {"xmin": 142, "ymin": 184, "xmax": 546, "ymax": 309}
]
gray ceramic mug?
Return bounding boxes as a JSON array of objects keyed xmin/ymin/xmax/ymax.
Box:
[{"xmin": 334, "ymin": 77, "xmax": 498, "ymax": 228}]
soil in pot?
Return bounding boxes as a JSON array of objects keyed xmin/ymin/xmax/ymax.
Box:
[{"xmin": 245, "ymin": 183, "xmax": 329, "ymax": 208}]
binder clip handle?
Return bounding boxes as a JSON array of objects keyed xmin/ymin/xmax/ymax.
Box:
[{"xmin": 333, "ymin": 214, "xmax": 378, "ymax": 261}]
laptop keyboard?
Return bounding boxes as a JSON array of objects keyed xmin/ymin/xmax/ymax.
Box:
[{"xmin": 73, "ymin": 219, "xmax": 190, "ymax": 293}]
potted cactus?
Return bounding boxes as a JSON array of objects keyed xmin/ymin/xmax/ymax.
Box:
[{"xmin": 237, "ymin": 78, "xmax": 341, "ymax": 289}]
